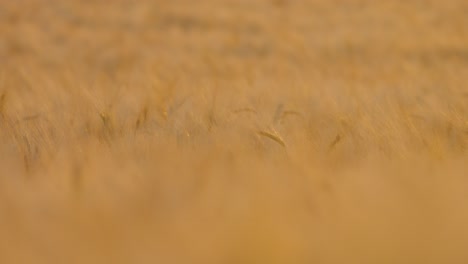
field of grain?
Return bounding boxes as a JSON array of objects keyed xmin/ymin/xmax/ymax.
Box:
[{"xmin": 0, "ymin": 0, "xmax": 467, "ymax": 263}]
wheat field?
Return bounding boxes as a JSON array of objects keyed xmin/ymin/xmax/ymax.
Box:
[{"xmin": 0, "ymin": 0, "xmax": 467, "ymax": 263}]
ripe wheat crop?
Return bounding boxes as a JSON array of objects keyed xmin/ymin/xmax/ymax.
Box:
[{"xmin": 0, "ymin": 0, "xmax": 467, "ymax": 263}]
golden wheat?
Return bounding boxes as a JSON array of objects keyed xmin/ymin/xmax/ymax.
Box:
[{"xmin": 0, "ymin": 0, "xmax": 467, "ymax": 263}]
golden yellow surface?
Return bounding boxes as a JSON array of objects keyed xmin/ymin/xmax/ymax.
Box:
[{"xmin": 0, "ymin": 0, "xmax": 467, "ymax": 263}]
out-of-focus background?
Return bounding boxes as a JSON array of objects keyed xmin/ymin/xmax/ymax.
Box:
[{"xmin": 0, "ymin": 0, "xmax": 467, "ymax": 263}]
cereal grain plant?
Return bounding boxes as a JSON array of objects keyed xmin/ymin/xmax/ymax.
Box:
[{"xmin": 0, "ymin": 0, "xmax": 467, "ymax": 263}]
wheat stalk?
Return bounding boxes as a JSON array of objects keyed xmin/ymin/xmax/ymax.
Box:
[{"xmin": 258, "ymin": 129, "xmax": 287, "ymax": 148}]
